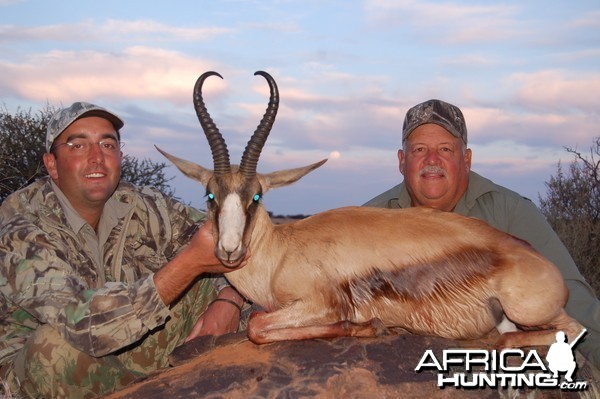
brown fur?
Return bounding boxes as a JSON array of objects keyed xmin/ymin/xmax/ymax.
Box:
[{"xmin": 216, "ymin": 205, "xmax": 581, "ymax": 346}]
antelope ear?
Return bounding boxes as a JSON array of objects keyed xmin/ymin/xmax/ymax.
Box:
[
  {"xmin": 155, "ymin": 145, "xmax": 214, "ymax": 187},
  {"xmin": 260, "ymin": 159, "xmax": 327, "ymax": 192}
]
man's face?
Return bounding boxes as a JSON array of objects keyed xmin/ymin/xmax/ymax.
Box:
[
  {"xmin": 43, "ymin": 116, "xmax": 122, "ymax": 214},
  {"xmin": 398, "ymin": 124, "xmax": 471, "ymax": 211}
]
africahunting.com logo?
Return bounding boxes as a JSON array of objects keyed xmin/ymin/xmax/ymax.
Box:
[{"xmin": 415, "ymin": 329, "xmax": 588, "ymax": 391}]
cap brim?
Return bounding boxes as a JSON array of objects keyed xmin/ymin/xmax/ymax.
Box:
[{"xmin": 77, "ymin": 109, "xmax": 124, "ymax": 131}]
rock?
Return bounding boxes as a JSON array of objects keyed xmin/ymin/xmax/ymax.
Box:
[{"xmin": 101, "ymin": 329, "xmax": 599, "ymax": 399}]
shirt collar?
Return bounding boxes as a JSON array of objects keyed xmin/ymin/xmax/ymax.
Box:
[
  {"xmin": 50, "ymin": 179, "xmax": 133, "ymax": 235},
  {"xmin": 454, "ymin": 171, "xmax": 498, "ymax": 214}
]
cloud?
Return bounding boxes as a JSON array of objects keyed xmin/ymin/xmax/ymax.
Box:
[
  {"xmin": 0, "ymin": 0, "xmax": 23, "ymax": 6},
  {"xmin": 472, "ymin": 140, "xmax": 562, "ymax": 172},
  {"xmin": 452, "ymin": 69, "xmax": 600, "ymax": 149},
  {"xmin": 102, "ymin": 19, "xmax": 234, "ymax": 42},
  {"xmin": 465, "ymin": 106, "xmax": 597, "ymax": 150},
  {"xmin": 440, "ymin": 54, "xmax": 498, "ymax": 67},
  {"xmin": 241, "ymin": 21, "xmax": 302, "ymax": 33},
  {"xmin": 569, "ymin": 10, "xmax": 600, "ymax": 28},
  {"xmin": 364, "ymin": 0, "xmax": 523, "ymax": 44},
  {"xmin": 510, "ymin": 70, "xmax": 600, "ymax": 111},
  {"xmin": 0, "ymin": 46, "xmax": 227, "ymax": 105},
  {"xmin": 0, "ymin": 19, "xmax": 234, "ymax": 44}
]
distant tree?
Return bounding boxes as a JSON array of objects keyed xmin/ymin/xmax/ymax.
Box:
[
  {"xmin": 0, "ymin": 105, "xmax": 49, "ymax": 201},
  {"xmin": 539, "ymin": 137, "xmax": 600, "ymax": 295},
  {"xmin": 120, "ymin": 155, "xmax": 175, "ymax": 197},
  {"xmin": 0, "ymin": 104, "xmax": 175, "ymax": 203}
]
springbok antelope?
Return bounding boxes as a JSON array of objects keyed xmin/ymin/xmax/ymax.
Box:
[{"xmin": 156, "ymin": 71, "xmax": 584, "ymax": 348}]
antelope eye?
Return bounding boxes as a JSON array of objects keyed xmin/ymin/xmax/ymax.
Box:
[
  {"xmin": 208, "ymin": 193, "xmax": 215, "ymax": 201},
  {"xmin": 253, "ymin": 194, "xmax": 261, "ymax": 202}
]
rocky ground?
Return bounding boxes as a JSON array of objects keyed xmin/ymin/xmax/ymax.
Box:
[{"xmin": 102, "ymin": 328, "xmax": 599, "ymax": 399}]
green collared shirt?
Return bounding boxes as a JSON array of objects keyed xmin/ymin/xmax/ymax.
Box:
[{"xmin": 364, "ymin": 171, "xmax": 600, "ymax": 367}]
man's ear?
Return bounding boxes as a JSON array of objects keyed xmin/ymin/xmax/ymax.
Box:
[
  {"xmin": 398, "ymin": 148, "xmax": 406, "ymax": 175},
  {"xmin": 43, "ymin": 153, "xmax": 58, "ymax": 180},
  {"xmin": 464, "ymin": 148, "xmax": 472, "ymax": 172}
]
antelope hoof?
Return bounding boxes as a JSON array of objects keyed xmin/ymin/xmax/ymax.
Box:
[{"xmin": 371, "ymin": 318, "xmax": 390, "ymax": 337}]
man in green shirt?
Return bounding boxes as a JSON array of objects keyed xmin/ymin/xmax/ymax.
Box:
[
  {"xmin": 364, "ymin": 99, "xmax": 600, "ymax": 368},
  {"xmin": 0, "ymin": 102, "xmax": 246, "ymax": 398}
]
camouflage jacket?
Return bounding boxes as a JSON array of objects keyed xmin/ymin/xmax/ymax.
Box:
[{"xmin": 0, "ymin": 177, "xmax": 208, "ymax": 364}]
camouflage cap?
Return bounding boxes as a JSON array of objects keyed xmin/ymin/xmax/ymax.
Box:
[
  {"xmin": 402, "ymin": 99, "xmax": 467, "ymax": 144},
  {"xmin": 46, "ymin": 102, "xmax": 124, "ymax": 151}
]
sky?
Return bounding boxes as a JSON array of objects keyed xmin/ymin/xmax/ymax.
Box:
[{"xmin": 0, "ymin": 0, "xmax": 598, "ymax": 215}]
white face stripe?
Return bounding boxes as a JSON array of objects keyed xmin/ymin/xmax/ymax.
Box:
[{"xmin": 218, "ymin": 193, "xmax": 246, "ymax": 253}]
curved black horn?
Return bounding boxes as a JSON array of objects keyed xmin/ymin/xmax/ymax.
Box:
[
  {"xmin": 194, "ymin": 71, "xmax": 231, "ymax": 175},
  {"xmin": 239, "ymin": 71, "xmax": 279, "ymax": 178}
]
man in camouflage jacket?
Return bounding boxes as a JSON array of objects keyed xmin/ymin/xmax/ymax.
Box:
[{"xmin": 0, "ymin": 102, "xmax": 246, "ymax": 398}]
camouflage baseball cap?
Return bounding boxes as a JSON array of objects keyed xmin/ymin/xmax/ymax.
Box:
[
  {"xmin": 402, "ymin": 99, "xmax": 467, "ymax": 144},
  {"xmin": 46, "ymin": 102, "xmax": 124, "ymax": 151}
]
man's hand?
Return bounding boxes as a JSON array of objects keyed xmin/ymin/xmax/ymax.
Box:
[
  {"xmin": 186, "ymin": 220, "xmax": 231, "ymax": 274},
  {"xmin": 185, "ymin": 287, "xmax": 245, "ymax": 342},
  {"xmin": 154, "ymin": 220, "xmax": 246, "ymax": 305}
]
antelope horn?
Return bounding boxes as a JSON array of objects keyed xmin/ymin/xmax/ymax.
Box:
[
  {"xmin": 239, "ymin": 71, "xmax": 279, "ymax": 178},
  {"xmin": 194, "ymin": 71, "xmax": 231, "ymax": 175}
]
